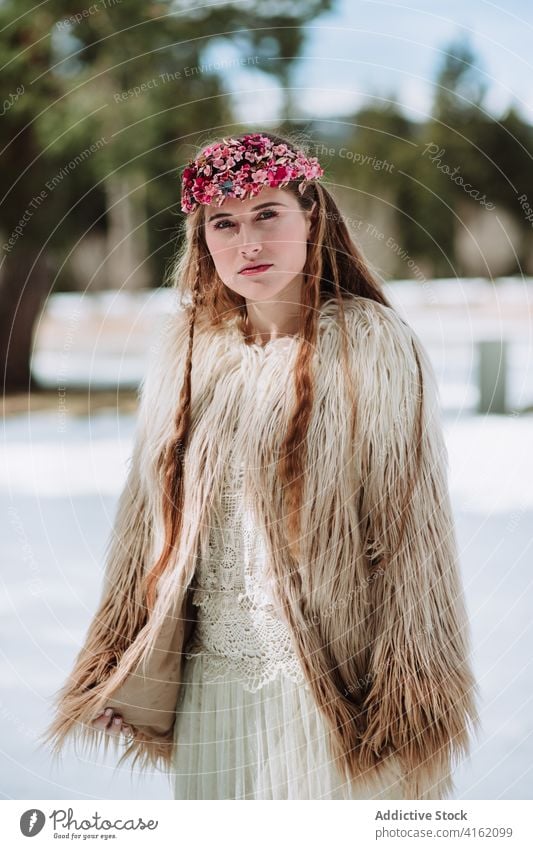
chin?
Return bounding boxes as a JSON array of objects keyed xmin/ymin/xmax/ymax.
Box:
[
  {"xmin": 229, "ymin": 275, "xmax": 278, "ymax": 296},
  {"xmin": 241, "ymin": 286, "xmax": 288, "ymax": 303}
]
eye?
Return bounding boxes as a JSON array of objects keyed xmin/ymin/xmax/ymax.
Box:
[
  {"xmin": 257, "ymin": 209, "xmax": 278, "ymax": 221},
  {"xmin": 213, "ymin": 209, "xmax": 278, "ymax": 230}
]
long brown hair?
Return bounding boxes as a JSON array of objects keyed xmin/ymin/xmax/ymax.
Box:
[{"xmin": 141, "ymin": 130, "xmax": 420, "ymax": 612}]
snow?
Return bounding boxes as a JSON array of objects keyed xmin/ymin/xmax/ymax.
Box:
[
  {"xmin": 30, "ymin": 284, "xmax": 533, "ymax": 412},
  {"xmin": 1, "ymin": 406, "xmax": 532, "ymax": 800}
]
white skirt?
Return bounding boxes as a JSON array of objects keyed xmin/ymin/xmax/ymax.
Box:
[{"xmin": 171, "ymin": 654, "xmax": 406, "ymax": 800}]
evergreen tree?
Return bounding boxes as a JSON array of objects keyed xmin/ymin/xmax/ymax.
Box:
[{"xmin": 0, "ymin": 0, "xmax": 333, "ymax": 391}]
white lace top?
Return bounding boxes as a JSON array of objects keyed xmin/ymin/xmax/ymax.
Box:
[{"xmin": 183, "ymin": 459, "xmax": 306, "ymax": 693}]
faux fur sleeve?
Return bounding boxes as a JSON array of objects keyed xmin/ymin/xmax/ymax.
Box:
[
  {"xmin": 39, "ymin": 311, "xmax": 191, "ymax": 774},
  {"xmin": 354, "ymin": 302, "xmax": 479, "ymax": 799}
]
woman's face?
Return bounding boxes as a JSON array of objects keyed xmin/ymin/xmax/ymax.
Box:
[{"xmin": 203, "ymin": 186, "xmax": 316, "ymax": 302}]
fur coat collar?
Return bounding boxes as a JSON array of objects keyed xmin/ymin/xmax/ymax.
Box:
[{"xmin": 42, "ymin": 295, "xmax": 478, "ymax": 799}]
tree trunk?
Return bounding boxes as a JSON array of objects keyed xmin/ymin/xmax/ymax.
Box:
[
  {"xmin": 0, "ymin": 250, "xmax": 51, "ymax": 393},
  {"xmin": 104, "ymin": 172, "xmax": 150, "ymax": 290}
]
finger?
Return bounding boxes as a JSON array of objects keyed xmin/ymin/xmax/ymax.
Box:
[
  {"xmin": 92, "ymin": 711, "xmax": 114, "ymax": 729},
  {"xmin": 109, "ymin": 715, "xmax": 124, "ymax": 736}
]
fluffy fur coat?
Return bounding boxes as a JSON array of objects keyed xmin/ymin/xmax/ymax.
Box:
[{"xmin": 42, "ymin": 294, "xmax": 478, "ymax": 799}]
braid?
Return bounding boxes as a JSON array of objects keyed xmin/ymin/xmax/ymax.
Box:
[{"xmin": 143, "ymin": 259, "xmax": 201, "ymax": 612}]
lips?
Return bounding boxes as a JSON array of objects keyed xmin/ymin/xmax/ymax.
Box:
[{"xmin": 238, "ymin": 263, "xmax": 273, "ymax": 275}]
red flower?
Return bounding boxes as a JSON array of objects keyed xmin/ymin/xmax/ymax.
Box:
[{"xmin": 273, "ymin": 165, "xmax": 289, "ymax": 182}]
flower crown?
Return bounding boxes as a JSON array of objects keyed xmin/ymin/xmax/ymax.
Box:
[{"xmin": 180, "ymin": 133, "xmax": 324, "ymax": 214}]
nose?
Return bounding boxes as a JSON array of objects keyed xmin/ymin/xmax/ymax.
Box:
[
  {"xmin": 240, "ymin": 243, "xmax": 262, "ymax": 261},
  {"xmin": 237, "ymin": 222, "xmax": 262, "ymax": 258}
]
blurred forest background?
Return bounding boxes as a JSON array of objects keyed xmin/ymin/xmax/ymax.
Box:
[{"xmin": 1, "ymin": 0, "xmax": 532, "ymax": 391}]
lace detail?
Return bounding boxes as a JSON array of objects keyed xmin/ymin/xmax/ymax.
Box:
[{"xmin": 184, "ymin": 459, "xmax": 306, "ymax": 693}]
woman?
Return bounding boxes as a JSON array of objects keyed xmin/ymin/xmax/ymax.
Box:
[{"xmin": 41, "ymin": 131, "xmax": 478, "ymax": 800}]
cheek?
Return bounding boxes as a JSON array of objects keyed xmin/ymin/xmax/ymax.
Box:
[
  {"xmin": 205, "ymin": 231, "xmax": 221, "ymax": 255},
  {"xmin": 274, "ymin": 221, "xmax": 308, "ymax": 259},
  {"xmin": 279, "ymin": 218, "xmax": 308, "ymax": 246},
  {"xmin": 205, "ymin": 233, "xmax": 233, "ymax": 269}
]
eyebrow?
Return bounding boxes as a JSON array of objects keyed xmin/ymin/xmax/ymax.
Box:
[{"xmin": 207, "ymin": 201, "xmax": 288, "ymax": 223}]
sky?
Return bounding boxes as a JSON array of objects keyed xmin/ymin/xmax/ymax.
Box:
[{"xmin": 201, "ymin": 0, "xmax": 533, "ymax": 125}]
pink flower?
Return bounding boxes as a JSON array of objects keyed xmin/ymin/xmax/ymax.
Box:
[{"xmin": 181, "ymin": 134, "xmax": 324, "ymax": 214}]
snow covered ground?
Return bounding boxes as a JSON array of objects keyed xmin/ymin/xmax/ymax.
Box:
[
  {"xmin": 1, "ymin": 405, "xmax": 531, "ymax": 800},
  {"xmin": 30, "ymin": 282, "xmax": 533, "ymax": 413}
]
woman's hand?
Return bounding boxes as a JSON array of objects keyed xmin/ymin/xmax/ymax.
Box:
[{"xmin": 91, "ymin": 707, "xmax": 133, "ymax": 739}]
